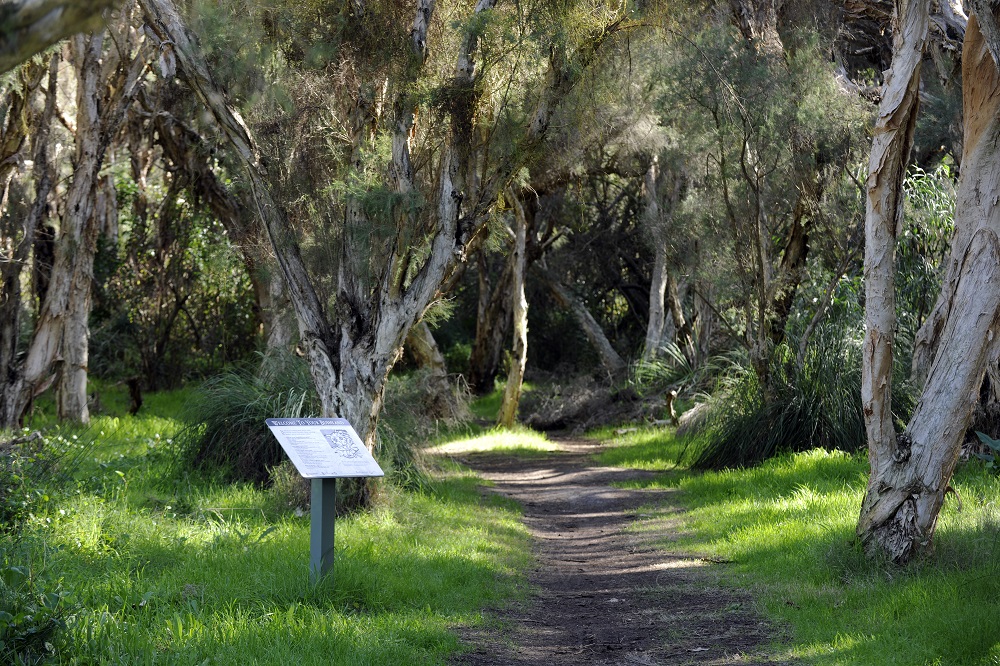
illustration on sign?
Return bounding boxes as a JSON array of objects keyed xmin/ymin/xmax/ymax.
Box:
[
  {"xmin": 265, "ymin": 418, "xmax": 384, "ymax": 479},
  {"xmin": 322, "ymin": 429, "xmax": 366, "ymax": 459}
]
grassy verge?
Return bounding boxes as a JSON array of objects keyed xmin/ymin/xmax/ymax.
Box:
[
  {"xmin": 2, "ymin": 388, "xmax": 532, "ymax": 665},
  {"xmin": 593, "ymin": 426, "xmax": 1000, "ymax": 665}
]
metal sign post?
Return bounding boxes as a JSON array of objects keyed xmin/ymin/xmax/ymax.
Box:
[
  {"xmin": 265, "ymin": 418, "xmax": 383, "ymax": 586},
  {"xmin": 310, "ymin": 477, "xmax": 337, "ymax": 583}
]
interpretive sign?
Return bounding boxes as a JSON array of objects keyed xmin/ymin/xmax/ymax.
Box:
[
  {"xmin": 264, "ymin": 418, "xmax": 384, "ymax": 584},
  {"xmin": 265, "ymin": 418, "xmax": 384, "ymax": 478}
]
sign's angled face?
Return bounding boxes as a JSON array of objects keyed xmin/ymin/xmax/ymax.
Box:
[{"xmin": 265, "ymin": 418, "xmax": 385, "ymax": 479}]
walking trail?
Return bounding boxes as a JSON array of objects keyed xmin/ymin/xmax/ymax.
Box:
[{"xmin": 444, "ymin": 436, "xmax": 797, "ymax": 666}]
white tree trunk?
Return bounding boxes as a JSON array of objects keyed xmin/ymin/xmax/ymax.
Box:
[
  {"xmin": 498, "ymin": 196, "xmax": 528, "ymax": 428},
  {"xmin": 643, "ymin": 159, "xmax": 667, "ymax": 363},
  {"xmin": 859, "ymin": 0, "xmax": 929, "ymax": 517},
  {"xmin": 857, "ymin": 8, "xmax": 1000, "ymax": 564}
]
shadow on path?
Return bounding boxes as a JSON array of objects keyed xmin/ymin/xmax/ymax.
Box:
[{"xmin": 449, "ymin": 437, "xmax": 797, "ymax": 666}]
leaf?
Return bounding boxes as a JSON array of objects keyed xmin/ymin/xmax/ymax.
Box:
[
  {"xmin": 975, "ymin": 431, "xmax": 1000, "ymax": 451},
  {"xmin": 254, "ymin": 525, "xmax": 279, "ymax": 544}
]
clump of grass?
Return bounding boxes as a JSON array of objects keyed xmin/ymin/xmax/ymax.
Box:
[
  {"xmin": 178, "ymin": 353, "xmax": 320, "ymax": 484},
  {"xmin": 684, "ymin": 329, "xmax": 915, "ymax": 470}
]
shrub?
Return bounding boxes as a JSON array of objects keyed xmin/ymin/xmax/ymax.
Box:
[
  {"xmin": 180, "ymin": 355, "xmax": 460, "ymax": 498},
  {"xmin": 0, "ymin": 434, "xmax": 52, "ymax": 534},
  {"xmin": 684, "ymin": 329, "xmax": 916, "ymax": 470}
]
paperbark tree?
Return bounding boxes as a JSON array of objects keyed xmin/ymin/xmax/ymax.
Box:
[
  {"xmin": 497, "ymin": 194, "xmax": 529, "ymax": 428},
  {"xmin": 0, "ymin": 17, "xmax": 147, "ymax": 426},
  {"xmin": 0, "ymin": 57, "xmax": 53, "ymax": 429},
  {"xmin": 642, "ymin": 155, "xmax": 692, "ymax": 364},
  {"xmin": 855, "ymin": 3, "xmax": 1000, "ymax": 563},
  {"xmin": 138, "ymin": 0, "xmax": 625, "ymax": 501},
  {"xmin": 642, "ymin": 158, "xmax": 667, "ymax": 363}
]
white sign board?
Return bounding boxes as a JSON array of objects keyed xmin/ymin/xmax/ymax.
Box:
[{"xmin": 265, "ymin": 418, "xmax": 384, "ymax": 479}]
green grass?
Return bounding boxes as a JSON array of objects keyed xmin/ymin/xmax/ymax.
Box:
[
  {"xmin": 2, "ymin": 389, "xmax": 533, "ymax": 665},
  {"xmin": 594, "ymin": 428, "xmax": 1000, "ymax": 665},
  {"xmin": 468, "ymin": 384, "xmax": 534, "ymax": 423},
  {"xmin": 425, "ymin": 426, "xmax": 560, "ymax": 457}
]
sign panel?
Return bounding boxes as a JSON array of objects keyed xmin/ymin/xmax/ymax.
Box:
[{"xmin": 265, "ymin": 418, "xmax": 384, "ymax": 479}]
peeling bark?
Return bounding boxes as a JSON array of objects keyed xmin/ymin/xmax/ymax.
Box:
[
  {"xmin": 857, "ymin": 10, "xmax": 1000, "ymax": 564},
  {"xmin": 859, "ymin": 0, "xmax": 929, "ymax": 534},
  {"xmin": 0, "ymin": 57, "xmax": 52, "ymax": 429}
]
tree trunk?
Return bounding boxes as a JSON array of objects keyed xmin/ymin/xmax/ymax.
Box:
[
  {"xmin": 138, "ymin": 0, "xmax": 620, "ymax": 511},
  {"xmin": 538, "ymin": 267, "xmax": 626, "ymax": 379},
  {"xmin": 769, "ymin": 214, "xmax": 809, "ymax": 346},
  {"xmin": 468, "ymin": 251, "xmax": 513, "ymax": 395},
  {"xmin": 149, "ymin": 96, "xmax": 296, "ymax": 355},
  {"xmin": 406, "ymin": 321, "xmax": 447, "ymax": 376},
  {"xmin": 0, "ymin": 0, "xmax": 116, "ymax": 75},
  {"xmin": 8, "ymin": 23, "xmax": 146, "ymax": 423},
  {"xmin": 498, "ymin": 195, "xmax": 528, "ymax": 428},
  {"xmin": 643, "ymin": 159, "xmax": 667, "ymax": 363},
  {"xmin": 857, "ymin": 0, "xmax": 955, "ymax": 562},
  {"xmin": 0, "ymin": 58, "xmax": 52, "ymax": 430}
]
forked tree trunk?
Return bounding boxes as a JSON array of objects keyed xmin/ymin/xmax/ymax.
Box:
[
  {"xmin": 138, "ymin": 0, "xmax": 618, "ymax": 509},
  {"xmin": 856, "ymin": 5, "xmax": 1000, "ymax": 564},
  {"xmin": 498, "ymin": 196, "xmax": 529, "ymax": 428}
]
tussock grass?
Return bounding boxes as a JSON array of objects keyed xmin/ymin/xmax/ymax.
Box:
[
  {"xmin": 597, "ymin": 427, "xmax": 1000, "ymax": 665},
  {"xmin": 2, "ymin": 390, "xmax": 533, "ymax": 665}
]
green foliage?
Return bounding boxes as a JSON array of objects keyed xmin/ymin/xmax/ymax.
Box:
[
  {"xmin": 598, "ymin": 429, "xmax": 1000, "ymax": 665},
  {"xmin": 0, "ymin": 436, "xmax": 52, "ymax": 533},
  {"xmin": 0, "ymin": 400, "xmax": 533, "ymax": 665},
  {"xmin": 0, "ymin": 562, "xmax": 72, "ymax": 665},
  {"xmin": 91, "ymin": 172, "xmax": 258, "ymax": 389},
  {"xmin": 974, "ymin": 431, "xmax": 1000, "ymax": 471},
  {"xmin": 898, "ymin": 164, "xmax": 957, "ymax": 334},
  {"xmin": 683, "ymin": 327, "xmax": 914, "ymax": 470},
  {"xmin": 178, "ymin": 353, "xmax": 320, "ymax": 484}
]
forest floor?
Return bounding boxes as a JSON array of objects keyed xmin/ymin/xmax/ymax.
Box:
[{"xmin": 446, "ymin": 436, "xmax": 797, "ymax": 666}]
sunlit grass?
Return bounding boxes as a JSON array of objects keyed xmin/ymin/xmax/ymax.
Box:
[
  {"xmin": 596, "ymin": 427, "xmax": 1000, "ymax": 665},
  {"xmin": 425, "ymin": 426, "xmax": 560, "ymax": 456},
  {"xmin": 3, "ymin": 390, "xmax": 533, "ymax": 665},
  {"xmin": 589, "ymin": 424, "xmax": 688, "ymax": 473}
]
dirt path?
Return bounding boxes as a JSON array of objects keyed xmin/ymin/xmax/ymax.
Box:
[{"xmin": 448, "ymin": 437, "xmax": 795, "ymax": 666}]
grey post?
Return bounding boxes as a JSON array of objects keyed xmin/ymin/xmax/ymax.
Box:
[{"xmin": 310, "ymin": 477, "xmax": 336, "ymax": 584}]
